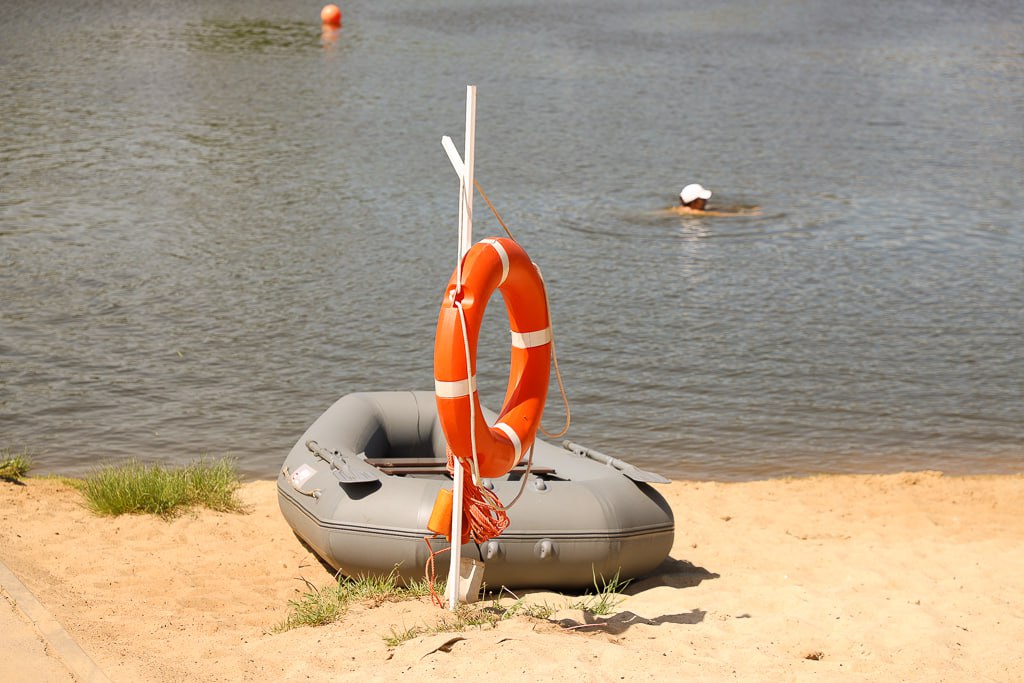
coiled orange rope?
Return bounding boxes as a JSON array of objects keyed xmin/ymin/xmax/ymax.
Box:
[{"xmin": 448, "ymin": 447, "xmax": 510, "ymax": 542}]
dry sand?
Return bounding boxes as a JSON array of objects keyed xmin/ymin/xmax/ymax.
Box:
[{"xmin": 2, "ymin": 472, "xmax": 1022, "ymax": 681}]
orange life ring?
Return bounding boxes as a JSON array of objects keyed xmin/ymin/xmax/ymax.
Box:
[{"xmin": 433, "ymin": 237, "xmax": 551, "ymax": 479}]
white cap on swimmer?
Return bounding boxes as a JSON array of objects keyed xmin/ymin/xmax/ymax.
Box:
[{"xmin": 680, "ymin": 183, "xmax": 712, "ymax": 204}]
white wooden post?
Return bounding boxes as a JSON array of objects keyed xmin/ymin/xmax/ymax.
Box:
[{"xmin": 446, "ymin": 85, "xmax": 476, "ymax": 610}]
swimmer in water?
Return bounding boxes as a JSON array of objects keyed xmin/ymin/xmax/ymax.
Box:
[
  {"xmin": 677, "ymin": 183, "xmax": 712, "ymax": 212},
  {"xmin": 669, "ymin": 183, "xmax": 760, "ymax": 217}
]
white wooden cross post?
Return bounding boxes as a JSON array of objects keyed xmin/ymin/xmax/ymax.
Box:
[{"xmin": 440, "ymin": 85, "xmax": 477, "ymax": 610}]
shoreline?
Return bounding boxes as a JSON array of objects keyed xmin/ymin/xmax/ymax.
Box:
[
  {"xmin": 2, "ymin": 471, "xmax": 1022, "ymax": 681},
  {"xmin": 22, "ymin": 451, "xmax": 1024, "ymax": 487}
]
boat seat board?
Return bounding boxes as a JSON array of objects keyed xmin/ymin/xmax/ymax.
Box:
[{"xmin": 365, "ymin": 458, "xmax": 555, "ymax": 476}]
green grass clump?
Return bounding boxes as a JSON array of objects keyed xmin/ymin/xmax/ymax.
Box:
[
  {"xmin": 0, "ymin": 450, "xmax": 32, "ymax": 483},
  {"xmin": 276, "ymin": 569, "xmax": 439, "ymax": 633},
  {"xmin": 491, "ymin": 594, "xmax": 557, "ymax": 621},
  {"xmin": 566, "ymin": 569, "xmax": 630, "ymax": 615},
  {"xmin": 80, "ymin": 457, "xmax": 245, "ymax": 518}
]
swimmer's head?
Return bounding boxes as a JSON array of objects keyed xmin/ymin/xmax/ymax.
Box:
[{"xmin": 680, "ymin": 183, "xmax": 712, "ymax": 206}]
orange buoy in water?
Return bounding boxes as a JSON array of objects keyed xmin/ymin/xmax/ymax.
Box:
[{"xmin": 320, "ymin": 4, "xmax": 341, "ymax": 27}]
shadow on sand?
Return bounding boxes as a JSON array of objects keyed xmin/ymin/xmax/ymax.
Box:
[
  {"xmin": 626, "ymin": 557, "xmax": 720, "ymax": 592},
  {"xmin": 553, "ymin": 608, "xmax": 708, "ymax": 634},
  {"xmin": 548, "ymin": 557, "xmax": 718, "ymax": 634}
]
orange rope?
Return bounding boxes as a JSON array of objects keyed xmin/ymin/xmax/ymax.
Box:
[
  {"xmin": 447, "ymin": 447, "xmax": 510, "ymax": 543},
  {"xmin": 473, "ymin": 179, "xmax": 514, "ymax": 240},
  {"xmin": 423, "ymin": 535, "xmax": 449, "ymax": 608}
]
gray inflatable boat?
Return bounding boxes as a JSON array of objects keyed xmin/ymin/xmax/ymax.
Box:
[{"xmin": 277, "ymin": 391, "xmax": 674, "ymax": 590}]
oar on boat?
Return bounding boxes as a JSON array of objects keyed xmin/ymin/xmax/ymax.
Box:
[{"xmin": 562, "ymin": 440, "xmax": 671, "ymax": 484}]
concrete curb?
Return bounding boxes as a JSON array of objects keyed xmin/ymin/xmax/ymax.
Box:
[{"xmin": 0, "ymin": 559, "xmax": 112, "ymax": 683}]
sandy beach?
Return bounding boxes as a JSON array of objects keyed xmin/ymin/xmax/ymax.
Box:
[{"xmin": 2, "ymin": 472, "xmax": 1022, "ymax": 681}]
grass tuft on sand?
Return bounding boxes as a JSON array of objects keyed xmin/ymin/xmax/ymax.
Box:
[
  {"xmin": 278, "ymin": 566, "xmax": 630, "ymax": 646},
  {"xmin": 0, "ymin": 449, "xmax": 32, "ymax": 483},
  {"xmin": 277, "ymin": 569, "xmax": 438, "ymax": 633},
  {"xmin": 566, "ymin": 569, "xmax": 630, "ymax": 615},
  {"xmin": 80, "ymin": 457, "xmax": 245, "ymax": 518},
  {"xmin": 277, "ymin": 570, "xmax": 512, "ymax": 644}
]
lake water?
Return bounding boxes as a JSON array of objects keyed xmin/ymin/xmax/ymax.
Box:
[{"xmin": 2, "ymin": 0, "xmax": 1022, "ymax": 481}]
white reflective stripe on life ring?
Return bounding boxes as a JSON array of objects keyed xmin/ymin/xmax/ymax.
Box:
[
  {"xmin": 480, "ymin": 238, "xmax": 509, "ymax": 286},
  {"xmin": 510, "ymin": 326, "xmax": 552, "ymax": 349},
  {"xmin": 434, "ymin": 375, "xmax": 477, "ymax": 399},
  {"xmin": 493, "ymin": 422, "xmax": 523, "ymax": 461}
]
